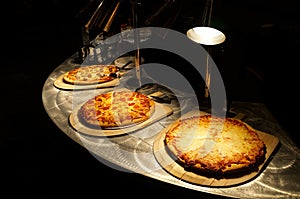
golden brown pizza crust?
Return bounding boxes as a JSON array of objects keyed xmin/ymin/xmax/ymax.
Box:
[
  {"xmin": 164, "ymin": 114, "xmax": 266, "ymax": 178},
  {"xmin": 79, "ymin": 90, "xmax": 155, "ymax": 128},
  {"xmin": 63, "ymin": 65, "xmax": 119, "ymax": 85}
]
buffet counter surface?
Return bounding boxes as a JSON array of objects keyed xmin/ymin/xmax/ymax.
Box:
[{"xmin": 42, "ymin": 52, "xmax": 300, "ymax": 199}]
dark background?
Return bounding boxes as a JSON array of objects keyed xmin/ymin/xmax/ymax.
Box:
[{"xmin": 2, "ymin": 0, "xmax": 299, "ymax": 198}]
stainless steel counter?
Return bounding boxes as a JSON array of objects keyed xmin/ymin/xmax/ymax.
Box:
[{"xmin": 42, "ymin": 52, "xmax": 300, "ymax": 199}]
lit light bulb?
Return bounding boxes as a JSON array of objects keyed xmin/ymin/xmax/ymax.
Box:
[{"xmin": 187, "ymin": 26, "xmax": 225, "ymax": 45}]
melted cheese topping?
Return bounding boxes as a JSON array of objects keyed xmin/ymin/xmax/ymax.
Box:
[
  {"xmin": 64, "ymin": 65, "xmax": 118, "ymax": 83},
  {"xmin": 165, "ymin": 115, "xmax": 266, "ymax": 174},
  {"xmin": 80, "ymin": 91, "xmax": 155, "ymax": 127}
]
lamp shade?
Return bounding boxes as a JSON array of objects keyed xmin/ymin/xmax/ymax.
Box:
[{"xmin": 187, "ymin": 26, "xmax": 226, "ymax": 45}]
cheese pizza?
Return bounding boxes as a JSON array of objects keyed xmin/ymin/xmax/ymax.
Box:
[
  {"xmin": 78, "ymin": 90, "xmax": 155, "ymax": 128},
  {"xmin": 164, "ymin": 114, "xmax": 266, "ymax": 177},
  {"xmin": 63, "ymin": 64, "xmax": 119, "ymax": 85}
]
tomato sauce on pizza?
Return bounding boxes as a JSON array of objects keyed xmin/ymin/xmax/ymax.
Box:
[
  {"xmin": 79, "ymin": 90, "xmax": 155, "ymax": 128},
  {"xmin": 63, "ymin": 65, "xmax": 119, "ymax": 85}
]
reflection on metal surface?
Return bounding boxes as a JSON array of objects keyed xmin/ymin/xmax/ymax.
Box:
[
  {"xmin": 43, "ymin": 51, "xmax": 300, "ymax": 199},
  {"xmin": 256, "ymin": 180, "xmax": 300, "ymax": 198},
  {"xmin": 268, "ymin": 154, "xmax": 296, "ymax": 170}
]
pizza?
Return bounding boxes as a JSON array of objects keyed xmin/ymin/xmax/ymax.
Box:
[
  {"xmin": 164, "ymin": 114, "xmax": 266, "ymax": 177},
  {"xmin": 78, "ymin": 90, "xmax": 155, "ymax": 128},
  {"xmin": 63, "ymin": 64, "xmax": 119, "ymax": 85}
]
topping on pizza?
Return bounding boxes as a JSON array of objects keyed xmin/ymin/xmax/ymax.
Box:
[
  {"xmin": 164, "ymin": 114, "xmax": 266, "ymax": 177},
  {"xmin": 63, "ymin": 65, "xmax": 119, "ymax": 85},
  {"xmin": 79, "ymin": 90, "xmax": 155, "ymax": 128}
]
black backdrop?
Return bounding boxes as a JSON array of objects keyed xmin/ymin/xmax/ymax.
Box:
[{"xmin": 2, "ymin": 0, "xmax": 299, "ymax": 198}]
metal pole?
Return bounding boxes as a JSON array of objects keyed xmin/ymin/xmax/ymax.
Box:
[{"xmin": 131, "ymin": 0, "xmax": 142, "ymax": 86}]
